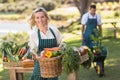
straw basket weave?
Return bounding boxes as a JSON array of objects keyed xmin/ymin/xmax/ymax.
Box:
[
  {"xmin": 37, "ymin": 55, "xmax": 62, "ymax": 78},
  {"xmin": 3, "ymin": 62, "xmax": 22, "ymax": 67}
]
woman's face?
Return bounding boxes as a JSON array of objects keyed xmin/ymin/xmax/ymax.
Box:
[{"xmin": 34, "ymin": 11, "xmax": 48, "ymax": 27}]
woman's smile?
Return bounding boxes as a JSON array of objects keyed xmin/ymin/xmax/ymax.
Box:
[{"xmin": 34, "ymin": 12, "xmax": 47, "ymax": 26}]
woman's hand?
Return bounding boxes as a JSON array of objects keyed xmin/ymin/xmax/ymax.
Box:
[{"xmin": 32, "ymin": 53, "xmax": 38, "ymax": 60}]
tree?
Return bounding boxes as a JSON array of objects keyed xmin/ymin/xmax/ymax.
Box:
[
  {"xmin": 119, "ymin": 0, "xmax": 120, "ymax": 4},
  {"xmin": 0, "ymin": 0, "xmax": 7, "ymax": 3},
  {"xmin": 73, "ymin": 0, "xmax": 93, "ymax": 19},
  {"xmin": 119, "ymin": 0, "xmax": 120, "ymax": 11}
]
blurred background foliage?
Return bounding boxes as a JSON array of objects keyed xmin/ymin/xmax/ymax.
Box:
[
  {"xmin": 0, "ymin": 0, "xmax": 119, "ymax": 20},
  {"xmin": 0, "ymin": 0, "xmax": 64, "ymax": 14},
  {"xmin": 0, "ymin": 0, "xmax": 120, "ymax": 37}
]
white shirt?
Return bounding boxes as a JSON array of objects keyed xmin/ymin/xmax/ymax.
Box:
[
  {"xmin": 28, "ymin": 25, "xmax": 63, "ymax": 51},
  {"xmin": 81, "ymin": 12, "xmax": 102, "ymax": 25}
]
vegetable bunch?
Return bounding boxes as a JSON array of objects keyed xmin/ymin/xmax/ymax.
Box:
[
  {"xmin": 0, "ymin": 32, "xmax": 29, "ymax": 62},
  {"xmin": 62, "ymin": 47, "xmax": 80, "ymax": 74},
  {"xmin": 1, "ymin": 41, "xmax": 28, "ymax": 62},
  {"xmin": 40, "ymin": 47, "xmax": 61, "ymax": 58}
]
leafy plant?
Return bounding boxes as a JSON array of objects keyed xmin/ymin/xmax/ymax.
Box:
[
  {"xmin": 62, "ymin": 47, "xmax": 80, "ymax": 74},
  {"xmin": 90, "ymin": 29, "xmax": 103, "ymax": 54},
  {"xmin": 90, "ymin": 29, "xmax": 108, "ymax": 60}
]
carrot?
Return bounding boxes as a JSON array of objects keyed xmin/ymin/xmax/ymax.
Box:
[{"xmin": 44, "ymin": 47, "xmax": 59, "ymax": 51}]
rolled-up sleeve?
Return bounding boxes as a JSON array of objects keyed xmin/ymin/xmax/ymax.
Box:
[
  {"xmin": 56, "ymin": 30, "xmax": 63, "ymax": 45},
  {"xmin": 81, "ymin": 14, "xmax": 88, "ymax": 25},
  {"xmin": 51, "ymin": 26, "xmax": 63, "ymax": 45},
  {"xmin": 28, "ymin": 30, "xmax": 38, "ymax": 52},
  {"xmin": 55, "ymin": 28, "xmax": 63, "ymax": 45}
]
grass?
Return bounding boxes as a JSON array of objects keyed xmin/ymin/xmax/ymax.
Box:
[
  {"xmin": 0, "ymin": 14, "xmax": 26, "ymax": 20},
  {"xmin": 65, "ymin": 35, "xmax": 120, "ymax": 80}
]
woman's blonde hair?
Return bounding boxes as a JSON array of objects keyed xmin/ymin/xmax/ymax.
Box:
[{"xmin": 28, "ymin": 7, "xmax": 50, "ymax": 29}]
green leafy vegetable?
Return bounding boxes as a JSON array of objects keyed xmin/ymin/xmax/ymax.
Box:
[{"xmin": 62, "ymin": 47, "xmax": 80, "ymax": 74}]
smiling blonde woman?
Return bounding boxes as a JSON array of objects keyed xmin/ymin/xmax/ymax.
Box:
[{"xmin": 28, "ymin": 7, "xmax": 62, "ymax": 80}]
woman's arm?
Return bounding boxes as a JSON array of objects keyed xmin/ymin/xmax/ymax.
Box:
[
  {"xmin": 28, "ymin": 30, "xmax": 38, "ymax": 59},
  {"xmin": 81, "ymin": 25, "xmax": 85, "ymax": 41}
]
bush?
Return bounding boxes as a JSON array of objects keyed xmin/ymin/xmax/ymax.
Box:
[
  {"xmin": 0, "ymin": 0, "xmax": 57, "ymax": 14},
  {"xmin": 0, "ymin": 52, "xmax": 1, "ymax": 59},
  {"xmin": 96, "ymin": 3, "xmax": 101, "ymax": 10},
  {"xmin": 7, "ymin": 3, "xmax": 16, "ymax": 12},
  {"xmin": 40, "ymin": 0, "xmax": 57, "ymax": 11},
  {"xmin": 114, "ymin": 11, "xmax": 120, "ymax": 17},
  {"xmin": 50, "ymin": 14, "xmax": 67, "ymax": 21},
  {"xmin": 96, "ymin": 2, "xmax": 119, "ymax": 11},
  {"xmin": 15, "ymin": 6, "xmax": 27, "ymax": 13},
  {"xmin": 0, "ymin": 4, "xmax": 8, "ymax": 12}
]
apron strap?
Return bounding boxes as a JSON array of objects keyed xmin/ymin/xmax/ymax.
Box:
[
  {"xmin": 37, "ymin": 29, "xmax": 41, "ymax": 53},
  {"xmin": 49, "ymin": 28, "xmax": 57, "ymax": 40},
  {"xmin": 37, "ymin": 28, "xmax": 57, "ymax": 40},
  {"xmin": 37, "ymin": 28, "xmax": 57, "ymax": 52}
]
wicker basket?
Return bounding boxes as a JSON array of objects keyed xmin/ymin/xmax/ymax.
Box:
[
  {"xmin": 21, "ymin": 59, "xmax": 34, "ymax": 68},
  {"xmin": 37, "ymin": 55, "xmax": 62, "ymax": 78},
  {"xmin": 3, "ymin": 62, "xmax": 22, "ymax": 67}
]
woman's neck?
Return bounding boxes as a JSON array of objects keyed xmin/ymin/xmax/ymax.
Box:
[{"xmin": 38, "ymin": 25, "xmax": 48, "ymax": 34}]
